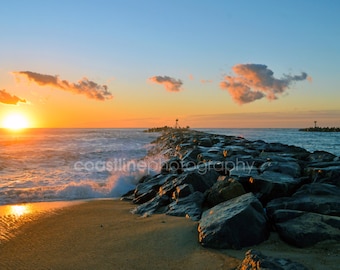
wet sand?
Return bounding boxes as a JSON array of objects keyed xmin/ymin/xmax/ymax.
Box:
[{"xmin": 0, "ymin": 200, "xmax": 338, "ymax": 270}]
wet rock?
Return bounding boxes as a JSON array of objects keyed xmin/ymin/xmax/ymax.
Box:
[
  {"xmin": 198, "ymin": 193, "xmax": 269, "ymax": 249},
  {"xmin": 166, "ymin": 191, "xmax": 204, "ymax": 221},
  {"xmin": 161, "ymin": 157, "xmax": 183, "ymax": 174},
  {"xmin": 308, "ymin": 151, "xmax": 337, "ymax": 162},
  {"xmin": 134, "ymin": 174, "xmax": 176, "ymax": 198},
  {"xmin": 131, "ymin": 194, "xmax": 170, "ymax": 216},
  {"xmin": 198, "ymin": 137, "xmax": 213, "ymax": 147},
  {"xmin": 266, "ymin": 183, "xmax": 340, "ymax": 217},
  {"xmin": 120, "ymin": 189, "xmax": 135, "ymax": 201},
  {"xmin": 172, "ymin": 183, "xmax": 194, "ymax": 199},
  {"xmin": 236, "ymin": 249, "xmax": 308, "ymax": 270},
  {"xmin": 260, "ymin": 161, "xmax": 301, "ymax": 178},
  {"xmin": 132, "ymin": 168, "xmax": 218, "ymax": 217},
  {"xmin": 205, "ymin": 177, "xmax": 246, "ymax": 207},
  {"xmin": 133, "ymin": 189, "xmax": 158, "ymax": 204},
  {"xmin": 181, "ymin": 148, "xmax": 202, "ymax": 165},
  {"xmin": 305, "ymin": 162, "xmax": 340, "ymax": 186},
  {"xmin": 272, "ymin": 209, "xmax": 340, "ymax": 248},
  {"xmin": 197, "ymin": 152, "xmax": 223, "ymax": 163},
  {"xmin": 167, "ymin": 170, "xmax": 219, "ymax": 194},
  {"xmin": 241, "ymin": 171, "xmax": 302, "ymax": 205}
]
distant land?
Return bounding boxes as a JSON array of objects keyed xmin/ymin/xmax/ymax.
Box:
[
  {"xmin": 144, "ymin": 125, "xmax": 190, "ymax": 133},
  {"xmin": 299, "ymin": 127, "xmax": 340, "ymax": 132}
]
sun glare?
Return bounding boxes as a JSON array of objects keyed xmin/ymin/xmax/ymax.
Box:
[
  {"xmin": 2, "ymin": 113, "xmax": 30, "ymax": 130},
  {"xmin": 10, "ymin": 205, "xmax": 31, "ymax": 217}
]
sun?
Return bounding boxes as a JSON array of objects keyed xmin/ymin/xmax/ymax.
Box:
[{"xmin": 2, "ymin": 113, "xmax": 30, "ymax": 130}]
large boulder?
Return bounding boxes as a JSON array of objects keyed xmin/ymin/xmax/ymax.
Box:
[
  {"xmin": 259, "ymin": 161, "xmax": 301, "ymax": 178},
  {"xmin": 181, "ymin": 148, "xmax": 202, "ymax": 166},
  {"xmin": 240, "ymin": 171, "xmax": 303, "ymax": 205},
  {"xmin": 134, "ymin": 174, "xmax": 176, "ymax": 199},
  {"xmin": 204, "ymin": 177, "xmax": 246, "ymax": 207},
  {"xmin": 166, "ymin": 191, "xmax": 204, "ymax": 221},
  {"xmin": 198, "ymin": 193, "xmax": 269, "ymax": 249},
  {"xmin": 159, "ymin": 169, "xmax": 219, "ymax": 197},
  {"xmin": 161, "ymin": 157, "xmax": 183, "ymax": 174},
  {"xmin": 272, "ymin": 209, "xmax": 340, "ymax": 247},
  {"xmin": 266, "ymin": 183, "xmax": 340, "ymax": 218},
  {"xmin": 172, "ymin": 183, "xmax": 194, "ymax": 199},
  {"xmin": 307, "ymin": 151, "xmax": 336, "ymax": 162},
  {"xmin": 131, "ymin": 194, "xmax": 170, "ymax": 216},
  {"xmin": 198, "ymin": 137, "xmax": 213, "ymax": 147},
  {"xmin": 236, "ymin": 249, "xmax": 308, "ymax": 270},
  {"xmin": 305, "ymin": 161, "xmax": 340, "ymax": 186}
]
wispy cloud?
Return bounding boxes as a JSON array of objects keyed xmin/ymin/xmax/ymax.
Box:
[
  {"xmin": 0, "ymin": 89, "xmax": 27, "ymax": 105},
  {"xmin": 220, "ymin": 64, "xmax": 311, "ymax": 104},
  {"xmin": 13, "ymin": 71, "xmax": 113, "ymax": 101},
  {"xmin": 200, "ymin": 79, "xmax": 213, "ymax": 84},
  {"xmin": 149, "ymin": 75, "xmax": 183, "ymax": 92}
]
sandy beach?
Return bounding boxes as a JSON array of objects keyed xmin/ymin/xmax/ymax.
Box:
[{"xmin": 0, "ymin": 200, "xmax": 339, "ymax": 270}]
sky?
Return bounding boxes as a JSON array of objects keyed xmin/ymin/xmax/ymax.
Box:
[{"xmin": 1, "ymin": 0, "xmax": 339, "ymax": 128}]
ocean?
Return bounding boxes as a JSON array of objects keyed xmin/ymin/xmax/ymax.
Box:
[
  {"xmin": 1, "ymin": 128, "xmax": 340, "ymax": 206},
  {"xmin": 0, "ymin": 129, "xmax": 161, "ymax": 206}
]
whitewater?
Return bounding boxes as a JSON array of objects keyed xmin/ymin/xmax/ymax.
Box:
[
  {"xmin": 0, "ymin": 129, "xmax": 161, "ymax": 205},
  {"xmin": 1, "ymin": 128, "xmax": 340, "ymax": 206}
]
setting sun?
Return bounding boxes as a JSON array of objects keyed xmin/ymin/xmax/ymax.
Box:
[{"xmin": 2, "ymin": 113, "xmax": 30, "ymax": 130}]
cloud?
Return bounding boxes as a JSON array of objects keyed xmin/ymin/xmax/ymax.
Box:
[
  {"xmin": 13, "ymin": 71, "xmax": 113, "ymax": 101},
  {"xmin": 220, "ymin": 64, "xmax": 310, "ymax": 104},
  {"xmin": 0, "ymin": 89, "xmax": 27, "ymax": 105},
  {"xmin": 200, "ymin": 79, "xmax": 213, "ymax": 84},
  {"xmin": 149, "ymin": 75, "xmax": 183, "ymax": 92}
]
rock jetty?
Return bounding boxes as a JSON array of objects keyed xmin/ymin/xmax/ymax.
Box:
[
  {"xmin": 299, "ymin": 126, "xmax": 340, "ymax": 132},
  {"xmin": 122, "ymin": 129, "xmax": 340, "ymax": 269}
]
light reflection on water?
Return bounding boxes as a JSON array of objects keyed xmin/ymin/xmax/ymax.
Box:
[{"xmin": 0, "ymin": 201, "xmax": 84, "ymax": 244}]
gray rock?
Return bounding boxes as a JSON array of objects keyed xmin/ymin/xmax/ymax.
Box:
[
  {"xmin": 159, "ymin": 170, "xmax": 219, "ymax": 197},
  {"xmin": 198, "ymin": 137, "xmax": 213, "ymax": 147},
  {"xmin": 131, "ymin": 194, "xmax": 170, "ymax": 216},
  {"xmin": 306, "ymin": 162, "xmax": 340, "ymax": 186},
  {"xmin": 166, "ymin": 191, "xmax": 204, "ymax": 221},
  {"xmin": 242, "ymin": 171, "xmax": 302, "ymax": 205},
  {"xmin": 230, "ymin": 167, "xmax": 259, "ymax": 180},
  {"xmin": 236, "ymin": 249, "xmax": 309, "ymax": 270},
  {"xmin": 266, "ymin": 183, "xmax": 340, "ymax": 217},
  {"xmin": 133, "ymin": 189, "xmax": 158, "ymax": 204},
  {"xmin": 197, "ymin": 152, "xmax": 223, "ymax": 163},
  {"xmin": 198, "ymin": 193, "xmax": 269, "ymax": 249},
  {"xmin": 181, "ymin": 148, "xmax": 202, "ymax": 165},
  {"xmin": 161, "ymin": 157, "xmax": 183, "ymax": 174},
  {"xmin": 260, "ymin": 161, "xmax": 301, "ymax": 178},
  {"xmin": 272, "ymin": 209, "xmax": 340, "ymax": 248},
  {"xmin": 308, "ymin": 150, "xmax": 337, "ymax": 162},
  {"xmin": 172, "ymin": 183, "xmax": 194, "ymax": 199},
  {"xmin": 134, "ymin": 174, "xmax": 176, "ymax": 198},
  {"xmin": 132, "ymin": 167, "xmax": 219, "ymax": 217},
  {"xmin": 205, "ymin": 177, "xmax": 246, "ymax": 207}
]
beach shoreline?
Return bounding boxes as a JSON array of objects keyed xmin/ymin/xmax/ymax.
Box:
[{"xmin": 0, "ymin": 199, "xmax": 339, "ymax": 270}]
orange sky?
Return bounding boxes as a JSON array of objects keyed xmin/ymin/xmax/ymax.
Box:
[{"xmin": 1, "ymin": 1, "xmax": 339, "ymax": 129}]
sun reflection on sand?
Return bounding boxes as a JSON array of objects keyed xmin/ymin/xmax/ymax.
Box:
[
  {"xmin": 9, "ymin": 205, "xmax": 32, "ymax": 217},
  {"xmin": 0, "ymin": 201, "xmax": 85, "ymax": 243}
]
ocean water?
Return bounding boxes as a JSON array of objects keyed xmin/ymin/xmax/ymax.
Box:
[
  {"xmin": 0, "ymin": 129, "xmax": 161, "ymax": 206},
  {"xmin": 1, "ymin": 128, "xmax": 340, "ymax": 206},
  {"xmin": 200, "ymin": 128, "xmax": 340, "ymax": 157}
]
